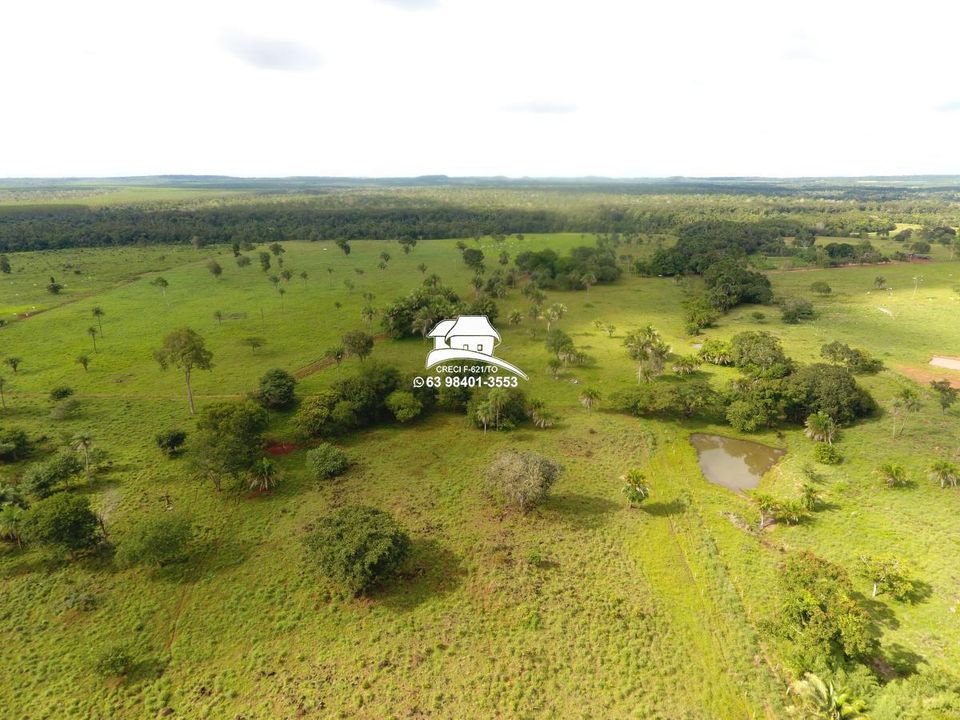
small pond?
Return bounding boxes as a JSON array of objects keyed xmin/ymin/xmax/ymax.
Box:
[{"xmin": 689, "ymin": 433, "xmax": 786, "ymax": 493}]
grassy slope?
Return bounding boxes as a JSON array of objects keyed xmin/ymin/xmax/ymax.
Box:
[{"xmin": 0, "ymin": 234, "xmax": 957, "ymax": 718}]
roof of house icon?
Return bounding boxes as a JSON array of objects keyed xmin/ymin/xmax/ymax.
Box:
[{"xmin": 428, "ymin": 315, "xmax": 500, "ymax": 345}]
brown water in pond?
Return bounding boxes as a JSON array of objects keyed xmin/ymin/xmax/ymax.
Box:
[{"xmin": 689, "ymin": 433, "xmax": 786, "ymax": 492}]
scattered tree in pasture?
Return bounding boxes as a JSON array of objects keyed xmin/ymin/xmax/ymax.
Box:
[
  {"xmin": 540, "ymin": 302, "xmax": 567, "ymax": 330},
  {"xmin": 92, "ymin": 306, "xmax": 105, "ymax": 336},
  {"xmin": 21, "ymin": 451, "xmax": 82, "ymax": 497},
  {"xmin": 22, "ymin": 493, "xmax": 100, "ymax": 556},
  {"xmin": 155, "ymin": 429, "xmax": 187, "ymax": 458},
  {"xmin": 820, "ymin": 341, "xmax": 883, "ymax": 374},
  {"xmin": 0, "ymin": 375, "xmax": 6, "ymax": 408},
  {"xmin": 47, "ymin": 277, "xmax": 63, "ymax": 294},
  {"xmin": 87, "ymin": 326, "xmax": 99, "ymax": 352},
  {"xmin": 304, "ymin": 505, "xmax": 410, "ymax": 596},
  {"xmin": 240, "ymin": 336, "xmax": 266, "ymax": 353},
  {"xmin": 206, "ymin": 259, "xmax": 223, "ymax": 279},
  {"xmin": 499, "ymin": 250, "xmax": 510, "ymax": 266},
  {"xmin": 461, "ymin": 248, "xmax": 485, "ymax": 273},
  {"xmin": 154, "ymin": 328, "xmax": 214, "ymax": 415},
  {"xmin": 875, "ymin": 462, "xmax": 909, "ymax": 488},
  {"xmin": 50, "ymin": 386, "xmax": 74, "ymax": 402},
  {"xmin": 258, "ymin": 251, "xmax": 271, "ymax": 271},
  {"xmin": 624, "ymin": 325, "xmax": 670, "ymax": 383},
  {"xmin": 278, "ymin": 287, "xmax": 286, "ymax": 310},
  {"xmin": 4, "ymin": 357, "xmax": 21, "ymax": 374},
  {"xmin": 150, "ymin": 276, "xmax": 169, "ymax": 302},
  {"xmin": 268, "ymin": 242, "xmax": 285, "ymax": 257},
  {"xmin": 809, "ymin": 281, "xmax": 832, "ymax": 295},
  {"xmin": 281, "ymin": 269, "xmax": 293, "ymax": 282},
  {"xmin": 213, "ymin": 310, "xmax": 223, "ymax": 326},
  {"xmin": 0, "ymin": 255, "xmax": 9, "ymax": 273},
  {"xmin": 299, "ymin": 270, "xmax": 308, "ymax": 284},
  {"xmin": 117, "ymin": 514, "xmax": 192, "ymax": 568},
  {"xmin": 508, "ymin": 309, "xmax": 523, "ymax": 325},
  {"xmin": 858, "ymin": 555, "xmax": 916, "ymax": 599},
  {"xmin": 257, "ymin": 369, "xmax": 297, "ymax": 409},
  {"xmin": 189, "ymin": 401, "xmax": 268, "ymax": 491},
  {"xmin": 93, "ymin": 645, "xmax": 135, "ymax": 678},
  {"xmin": 70, "ymin": 432, "xmax": 94, "ymax": 481},
  {"xmin": 398, "ymin": 237, "xmax": 417, "ymax": 254},
  {"xmin": 930, "ymin": 379, "xmax": 958, "ymax": 414},
  {"xmin": 621, "ymin": 468, "xmax": 650, "ymax": 508},
  {"xmin": 417, "ymin": 263, "xmax": 427, "ymax": 274},
  {"xmin": 788, "ymin": 673, "xmax": 867, "ymax": 720},
  {"xmin": 0, "ymin": 505, "xmax": 25, "ymax": 549},
  {"xmin": 579, "ymin": 388, "xmax": 601, "ymax": 410},
  {"xmin": 385, "ymin": 390, "xmax": 422, "ymax": 423},
  {"xmin": 804, "ymin": 412, "xmax": 837, "ymax": 445},
  {"xmin": 324, "ymin": 345, "xmax": 345, "ymax": 369},
  {"xmin": 526, "ymin": 399, "xmax": 557, "ymax": 429},
  {"xmin": 484, "ymin": 450, "xmax": 564, "ymax": 512},
  {"xmin": 76, "ymin": 354, "xmax": 90, "ymax": 372},
  {"xmin": 813, "ymin": 443, "xmax": 843, "ymax": 465},
  {"xmin": 800, "ymin": 483, "xmax": 821, "ymax": 511},
  {"xmin": 335, "ymin": 239, "xmax": 351, "ymax": 256},
  {"xmin": 929, "ymin": 460, "xmax": 959, "ymax": 488},
  {"xmin": 874, "ymin": 276, "xmax": 887, "ymax": 290},
  {"xmin": 50, "ymin": 398, "xmax": 80, "ymax": 421},
  {"xmin": 250, "ymin": 457, "xmax": 278, "ymax": 492},
  {"xmin": 752, "ymin": 492, "xmax": 779, "ymax": 530},
  {"xmin": 379, "ymin": 251, "xmax": 391, "ymax": 264},
  {"xmin": 305, "ymin": 444, "xmax": 348, "ymax": 480},
  {"xmin": 343, "ymin": 279, "xmax": 356, "ymax": 294},
  {"xmin": 890, "ymin": 386, "xmax": 922, "ymax": 438},
  {"xmin": 547, "ymin": 357, "xmax": 562, "ymax": 379},
  {"xmin": 361, "ymin": 304, "xmax": 378, "ymax": 325},
  {"xmin": 236, "ymin": 255, "xmax": 251, "ymax": 268},
  {"xmin": 342, "ymin": 331, "xmax": 374, "ymax": 362}
]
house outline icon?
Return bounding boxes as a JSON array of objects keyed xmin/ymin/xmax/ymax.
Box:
[{"xmin": 425, "ymin": 315, "xmax": 528, "ymax": 379}]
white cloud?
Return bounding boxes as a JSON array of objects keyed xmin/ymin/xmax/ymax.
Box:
[{"xmin": 1, "ymin": 0, "xmax": 959, "ymax": 177}]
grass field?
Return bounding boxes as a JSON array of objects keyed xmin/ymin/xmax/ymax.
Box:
[{"xmin": 2, "ymin": 233, "xmax": 959, "ymax": 718}]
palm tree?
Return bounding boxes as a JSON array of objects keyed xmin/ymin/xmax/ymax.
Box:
[
  {"xmin": 70, "ymin": 432, "xmax": 94, "ymax": 481},
  {"xmin": 527, "ymin": 400, "xmax": 556, "ymax": 429},
  {"xmin": 0, "ymin": 505, "xmax": 24, "ymax": 549},
  {"xmin": 213, "ymin": 310, "xmax": 223, "ymax": 326},
  {"xmin": 507, "ymin": 310, "xmax": 522, "ymax": 326},
  {"xmin": 299, "ymin": 271, "xmax": 308, "ymax": 285},
  {"xmin": 151, "ymin": 276, "xmax": 169, "ymax": 304},
  {"xmin": 800, "ymin": 483, "xmax": 821, "ymax": 511},
  {"xmin": 621, "ymin": 468, "xmax": 650, "ymax": 508},
  {"xmin": 92, "ymin": 306, "xmax": 105, "ymax": 336},
  {"xmin": 788, "ymin": 672, "xmax": 866, "ymax": 719},
  {"xmin": 0, "ymin": 375, "xmax": 6, "ymax": 408},
  {"xmin": 76, "ymin": 354, "xmax": 90, "ymax": 372},
  {"xmin": 579, "ymin": 388, "xmax": 601, "ymax": 410},
  {"xmin": 891, "ymin": 387, "xmax": 922, "ymax": 438},
  {"xmin": 474, "ymin": 400, "xmax": 494, "ymax": 433},
  {"xmin": 752, "ymin": 492, "xmax": 779, "ymax": 530},
  {"xmin": 417, "ymin": 263, "xmax": 428, "ymax": 275},
  {"xmin": 250, "ymin": 458, "xmax": 278, "ymax": 492},
  {"xmin": 929, "ymin": 460, "xmax": 960, "ymax": 488},
  {"xmin": 804, "ymin": 412, "xmax": 837, "ymax": 445},
  {"xmin": 876, "ymin": 462, "xmax": 908, "ymax": 488},
  {"xmin": 541, "ymin": 303, "xmax": 567, "ymax": 331},
  {"xmin": 873, "ymin": 276, "xmax": 887, "ymax": 290},
  {"xmin": 671, "ymin": 355, "xmax": 700, "ymax": 376},
  {"xmin": 87, "ymin": 326, "xmax": 99, "ymax": 352},
  {"xmin": 324, "ymin": 345, "xmax": 345, "ymax": 369},
  {"xmin": 5, "ymin": 357, "xmax": 20, "ymax": 374}
]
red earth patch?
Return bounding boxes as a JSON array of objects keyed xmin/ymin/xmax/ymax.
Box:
[{"xmin": 265, "ymin": 442, "xmax": 299, "ymax": 455}]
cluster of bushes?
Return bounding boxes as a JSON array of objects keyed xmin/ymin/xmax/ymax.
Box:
[
  {"xmin": 610, "ymin": 379, "xmax": 720, "ymax": 420},
  {"xmin": 0, "ymin": 427, "xmax": 32, "ymax": 461},
  {"xmin": 380, "ymin": 285, "xmax": 463, "ymax": 339},
  {"xmin": 820, "ymin": 341, "xmax": 883, "ymax": 373},
  {"xmin": 514, "ymin": 245, "xmax": 621, "ymax": 290}
]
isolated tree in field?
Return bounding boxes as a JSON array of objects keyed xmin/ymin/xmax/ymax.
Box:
[
  {"xmin": 257, "ymin": 368, "xmax": 297, "ymax": 409},
  {"xmin": 236, "ymin": 255, "xmax": 251, "ymax": 268},
  {"xmin": 541, "ymin": 303, "xmax": 567, "ymax": 331},
  {"xmin": 258, "ymin": 252, "xmax": 271, "ymax": 271},
  {"xmin": 799, "ymin": 483, "xmax": 821, "ymax": 511},
  {"xmin": 379, "ymin": 251, "xmax": 391, "ymax": 265},
  {"xmin": 268, "ymin": 242, "xmax": 285, "ymax": 257},
  {"xmin": 278, "ymin": 287, "xmax": 286, "ymax": 310},
  {"xmin": 299, "ymin": 271, "xmax": 308, "ymax": 284},
  {"xmin": 150, "ymin": 276, "xmax": 169, "ymax": 302},
  {"xmin": 876, "ymin": 462, "xmax": 909, "ymax": 488},
  {"xmin": 335, "ymin": 239, "xmax": 351, "ymax": 256},
  {"xmin": 324, "ymin": 345, "xmax": 345, "ymax": 369},
  {"xmin": 70, "ymin": 432, "xmax": 94, "ymax": 481},
  {"xmin": 671, "ymin": 355, "xmax": 700, "ymax": 375},
  {"xmin": 788, "ymin": 673, "xmax": 866, "ymax": 720},
  {"xmin": 874, "ymin": 276, "xmax": 887, "ymax": 290},
  {"xmin": 91, "ymin": 306, "xmax": 105, "ymax": 336},
  {"xmin": 117, "ymin": 514, "xmax": 192, "ymax": 568},
  {"xmin": 417, "ymin": 263, "xmax": 427, "ymax": 274},
  {"xmin": 0, "ymin": 255, "xmax": 10, "ymax": 273},
  {"xmin": 343, "ymin": 279, "xmax": 356, "ymax": 294},
  {"xmin": 304, "ymin": 505, "xmax": 410, "ymax": 596},
  {"xmin": 804, "ymin": 412, "xmax": 837, "ymax": 445},
  {"xmin": 485, "ymin": 450, "xmax": 564, "ymax": 512},
  {"xmin": 462, "ymin": 248, "xmax": 485, "ymax": 273},
  {"xmin": 206, "ymin": 259, "xmax": 223, "ymax": 280},
  {"xmin": 22, "ymin": 493, "xmax": 100, "ymax": 556},
  {"xmin": 240, "ymin": 337, "xmax": 266, "ymax": 353},
  {"xmin": 929, "ymin": 460, "xmax": 960, "ymax": 488},
  {"xmin": 752, "ymin": 492, "xmax": 779, "ymax": 530},
  {"xmin": 579, "ymin": 388, "xmax": 601, "ymax": 410},
  {"xmin": 527, "ymin": 399, "xmax": 556, "ymax": 429},
  {"xmin": 624, "ymin": 325, "xmax": 670, "ymax": 383},
  {"xmin": 47, "ymin": 278, "xmax": 63, "ymax": 294},
  {"xmin": 76, "ymin": 354, "xmax": 90, "ymax": 372},
  {"xmin": 890, "ymin": 386, "xmax": 922, "ymax": 438},
  {"xmin": 280, "ymin": 269, "xmax": 293, "ymax": 282},
  {"xmin": 507, "ymin": 309, "xmax": 523, "ymax": 325},
  {"xmin": 361, "ymin": 304, "xmax": 377, "ymax": 325},
  {"xmin": 621, "ymin": 468, "xmax": 650, "ymax": 508},
  {"xmin": 858, "ymin": 555, "xmax": 915, "ymax": 599},
  {"xmin": 930, "ymin": 379, "xmax": 958, "ymax": 414},
  {"xmin": 87, "ymin": 326, "xmax": 99, "ymax": 352},
  {"xmin": 306, "ymin": 443, "xmax": 348, "ymax": 480},
  {"xmin": 154, "ymin": 328, "xmax": 214, "ymax": 415},
  {"xmin": 0, "ymin": 376, "xmax": 6, "ymax": 409},
  {"xmin": 386, "ymin": 390, "xmax": 422, "ymax": 423},
  {"xmin": 5, "ymin": 357, "xmax": 21, "ymax": 374},
  {"xmin": 155, "ymin": 429, "xmax": 187, "ymax": 458},
  {"xmin": 398, "ymin": 237, "xmax": 417, "ymax": 255},
  {"xmin": 342, "ymin": 331, "xmax": 374, "ymax": 362}
]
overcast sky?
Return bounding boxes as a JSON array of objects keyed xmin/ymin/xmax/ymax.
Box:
[{"xmin": 3, "ymin": 0, "xmax": 960, "ymax": 178}]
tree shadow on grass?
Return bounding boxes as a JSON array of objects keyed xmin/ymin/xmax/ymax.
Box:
[
  {"xmin": 150, "ymin": 536, "xmax": 252, "ymax": 584},
  {"xmin": 545, "ymin": 493, "xmax": 619, "ymax": 529},
  {"xmin": 642, "ymin": 499, "xmax": 687, "ymax": 517},
  {"xmin": 857, "ymin": 593, "xmax": 900, "ymax": 630},
  {"xmin": 874, "ymin": 643, "xmax": 927, "ymax": 679},
  {"xmin": 377, "ymin": 538, "xmax": 466, "ymax": 613},
  {"xmin": 125, "ymin": 655, "xmax": 169, "ymax": 685}
]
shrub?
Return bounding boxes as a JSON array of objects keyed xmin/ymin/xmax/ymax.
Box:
[
  {"xmin": 305, "ymin": 443, "xmax": 348, "ymax": 480},
  {"xmin": 22, "ymin": 493, "xmax": 100, "ymax": 553},
  {"xmin": 385, "ymin": 390, "xmax": 423, "ymax": 423},
  {"xmin": 484, "ymin": 450, "xmax": 564, "ymax": 512},
  {"xmin": 304, "ymin": 505, "xmax": 410, "ymax": 596},
  {"xmin": 0, "ymin": 427, "xmax": 31, "ymax": 462},
  {"xmin": 780, "ymin": 297, "xmax": 815, "ymax": 324},
  {"xmin": 155, "ymin": 429, "xmax": 187, "ymax": 458},
  {"xmin": 809, "ymin": 281, "xmax": 832, "ymax": 295},
  {"xmin": 94, "ymin": 644, "xmax": 135, "ymax": 677},
  {"xmin": 21, "ymin": 451, "xmax": 83, "ymax": 497},
  {"xmin": 257, "ymin": 369, "xmax": 297, "ymax": 409},
  {"xmin": 813, "ymin": 443, "xmax": 842, "ymax": 465},
  {"xmin": 49, "ymin": 386, "xmax": 75, "ymax": 401},
  {"xmin": 116, "ymin": 514, "xmax": 192, "ymax": 567}
]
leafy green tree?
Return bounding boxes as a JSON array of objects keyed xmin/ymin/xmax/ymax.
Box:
[
  {"xmin": 0, "ymin": 505, "xmax": 25, "ymax": 548},
  {"xmin": 240, "ymin": 336, "xmax": 266, "ymax": 353},
  {"xmin": 22, "ymin": 493, "xmax": 100, "ymax": 555},
  {"xmin": 385, "ymin": 390, "xmax": 422, "ymax": 423},
  {"xmin": 858, "ymin": 555, "xmax": 916, "ymax": 599},
  {"xmin": 800, "ymin": 483, "xmax": 821, "ymax": 511},
  {"xmin": 804, "ymin": 412, "xmax": 837, "ymax": 444},
  {"xmin": 257, "ymin": 369, "xmax": 297, "ymax": 410},
  {"xmin": 94, "ymin": 645, "xmax": 135, "ymax": 677},
  {"xmin": 190, "ymin": 401, "xmax": 268, "ymax": 491},
  {"xmin": 809, "ymin": 281, "xmax": 832, "ymax": 296},
  {"xmin": 76, "ymin": 354, "xmax": 90, "ymax": 372},
  {"xmin": 0, "ymin": 255, "xmax": 10, "ymax": 273},
  {"xmin": 671, "ymin": 355, "xmax": 700, "ymax": 375},
  {"xmin": 305, "ymin": 444, "xmax": 349, "ymax": 480},
  {"xmin": 624, "ymin": 325, "xmax": 670, "ymax": 383},
  {"xmin": 304, "ymin": 505, "xmax": 410, "ymax": 596},
  {"xmin": 813, "ymin": 443, "xmax": 843, "ymax": 465},
  {"xmin": 21, "ymin": 451, "xmax": 82, "ymax": 497},
  {"xmin": 150, "ymin": 276, "xmax": 169, "ymax": 302},
  {"xmin": 258, "ymin": 251, "xmax": 271, "ymax": 271},
  {"xmin": 621, "ymin": 468, "xmax": 650, "ymax": 508},
  {"xmin": 930, "ymin": 379, "xmax": 958, "ymax": 414},
  {"xmin": 0, "ymin": 427, "xmax": 30, "ymax": 461},
  {"xmin": 342, "ymin": 331, "xmax": 374, "ymax": 362},
  {"xmin": 485, "ymin": 450, "xmax": 564, "ymax": 512},
  {"xmin": 730, "ymin": 331, "xmax": 792, "ymax": 378},
  {"xmin": 236, "ymin": 255, "xmax": 251, "ymax": 268},
  {"xmin": 116, "ymin": 514, "xmax": 192, "ymax": 567},
  {"xmin": 154, "ymin": 328, "xmax": 214, "ymax": 415},
  {"xmin": 213, "ymin": 310, "xmax": 223, "ymax": 326},
  {"xmin": 751, "ymin": 492, "xmax": 779, "ymax": 530},
  {"xmin": 155, "ymin": 429, "xmax": 187, "ymax": 458},
  {"xmin": 461, "ymin": 248, "xmax": 485, "ymax": 272}
]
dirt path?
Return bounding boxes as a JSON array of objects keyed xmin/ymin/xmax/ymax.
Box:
[
  {"xmin": 895, "ymin": 364, "xmax": 960, "ymax": 389},
  {"xmin": 293, "ymin": 332, "xmax": 389, "ymax": 379}
]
